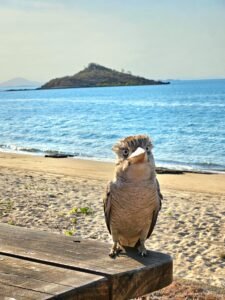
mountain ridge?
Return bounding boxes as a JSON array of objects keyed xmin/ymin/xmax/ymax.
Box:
[{"xmin": 0, "ymin": 77, "xmax": 41, "ymax": 87}]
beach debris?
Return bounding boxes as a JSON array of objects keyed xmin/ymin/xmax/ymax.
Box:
[{"xmin": 45, "ymin": 153, "xmax": 73, "ymax": 158}]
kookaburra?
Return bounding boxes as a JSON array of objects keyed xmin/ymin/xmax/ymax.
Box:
[{"xmin": 103, "ymin": 135, "xmax": 162, "ymax": 257}]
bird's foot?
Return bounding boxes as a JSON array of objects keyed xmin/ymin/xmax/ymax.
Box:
[
  {"xmin": 109, "ymin": 244, "xmax": 123, "ymax": 258},
  {"xmin": 138, "ymin": 245, "xmax": 148, "ymax": 257}
]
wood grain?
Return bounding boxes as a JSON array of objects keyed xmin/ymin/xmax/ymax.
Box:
[
  {"xmin": 0, "ymin": 224, "xmax": 172, "ymax": 299},
  {"xmin": 0, "ymin": 254, "xmax": 108, "ymax": 299},
  {"xmin": 0, "ymin": 282, "xmax": 51, "ymax": 300}
]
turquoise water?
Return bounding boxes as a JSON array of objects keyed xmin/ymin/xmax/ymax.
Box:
[{"xmin": 0, "ymin": 80, "xmax": 225, "ymax": 172}]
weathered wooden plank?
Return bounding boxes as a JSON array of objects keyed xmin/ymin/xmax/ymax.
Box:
[
  {"xmin": 0, "ymin": 254, "xmax": 104, "ymax": 289},
  {"xmin": 0, "ymin": 255, "xmax": 109, "ymax": 299},
  {"xmin": 0, "ymin": 280, "xmax": 109, "ymax": 300},
  {"xmin": 109, "ymin": 249, "xmax": 172, "ymax": 299},
  {"xmin": 0, "ymin": 223, "xmax": 172, "ymax": 274},
  {"xmin": 0, "ymin": 224, "xmax": 173, "ymax": 298},
  {"xmin": 0, "ymin": 282, "xmax": 51, "ymax": 300}
]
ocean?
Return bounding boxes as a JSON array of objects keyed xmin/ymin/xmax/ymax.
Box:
[{"xmin": 0, "ymin": 79, "xmax": 225, "ymax": 172}]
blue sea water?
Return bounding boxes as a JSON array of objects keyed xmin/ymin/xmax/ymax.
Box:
[{"xmin": 0, "ymin": 80, "xmax": 225, "ymax": 172}]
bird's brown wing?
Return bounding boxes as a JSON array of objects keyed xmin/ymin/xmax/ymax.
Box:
[
  {"xmin": 147, "ymin": 178, "xmax": 163, "ymax": 239},
  {"xmin": 103, "ymin": 181, "xmax": 112, "ymax": 234},
  {"xmin": 156, "ymin": 178, "xmax": 163, "ymax": 201}
]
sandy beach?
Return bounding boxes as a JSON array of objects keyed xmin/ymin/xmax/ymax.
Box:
[{"xmin": 0, "ymin": 152, "xmax": 225, "ymax": 292}]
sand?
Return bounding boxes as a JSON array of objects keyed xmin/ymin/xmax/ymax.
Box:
[{"xmin": 0, "ymin": 152, "xmax": 225, "ymax": 290}]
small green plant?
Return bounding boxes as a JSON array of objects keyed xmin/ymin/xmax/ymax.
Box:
[
  {"xmin": 69, "ymin": 207, "xmax": 93, "ymax": 215},
  {"xmin": 79, "ymin": 207, "xmax": 93, "ymax": 215},
  {"xmin": 64, "ymin": 229, "xmax": 76, "ymax": 236},
  {"xmin": 6, "ymin": 200, "xmax": 14, "ymax": 211},
  {"xmin": 0, "ymin": 200, "xmax": 14, "ymax": 217},
  {"xmin": 69, "ymin": 207, "xmax": 78, "ymax": 215},
  {"xmin": 70, "ymin": 217, "xmax": 77, "ymax": 224},
  {"xmin": 167, "ymin": 211, "xmax": 173, "ymax": 217},
  {"xmin": 8, "ymin": 219, "xmax": 15, "ymax": 225}
]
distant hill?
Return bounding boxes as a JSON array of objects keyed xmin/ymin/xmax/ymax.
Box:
[
  {"xmin": 40, "ymin": 63, "xmax": 169, "ymax": 89},
  {"xmin": 0, "ymin": 77, "xmax": 41, "ymax": 88}
]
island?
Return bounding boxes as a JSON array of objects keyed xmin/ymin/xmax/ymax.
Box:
[
  {"xmin": 0, "ymin": 77, "xmax": 41, "ymax": 88},
  {"xmin": 39, "ymin": 63, "xmax": 169, "ymax": 89}
]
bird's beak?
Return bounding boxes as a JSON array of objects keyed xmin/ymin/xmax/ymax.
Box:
[{"xmin": 128, "ymin": 147, "xmax": 147, "ymax": 164}]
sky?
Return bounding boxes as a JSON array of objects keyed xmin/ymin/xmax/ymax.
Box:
[{"xmin": 0, "ymin": 0, "xmax": 225, "ymax": 82}]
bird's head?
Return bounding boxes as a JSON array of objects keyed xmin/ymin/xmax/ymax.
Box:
[{"xmin": 112, "ymin": 135, "xmax": 155, "ymax": 181}]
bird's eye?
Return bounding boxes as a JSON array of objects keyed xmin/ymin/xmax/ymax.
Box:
[
  {"xmin": 122, "ymin": 149, "xmax": 129, "ymax": 157},
  {"xmin": 146, "ymin": 146, "xmax": 151, "ymax": 152}
]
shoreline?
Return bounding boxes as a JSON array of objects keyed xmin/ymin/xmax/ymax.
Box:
[
  {"xmin": 1, "ymin": 151, "xmax": 225, "ymax": 194},
  {"xmin": 0, "ymin": 149, "xmax": 224, "ymax": 176}
]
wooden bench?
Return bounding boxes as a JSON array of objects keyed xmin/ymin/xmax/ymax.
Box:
[{"xmin": 0, "ymin": 223, "xmax": 172, "ymax": 299}]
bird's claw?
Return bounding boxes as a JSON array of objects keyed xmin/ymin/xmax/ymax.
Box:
[
  {"xmin": 138, "ymin": 246, "xmax": 148, "ymax": 257},
  {"xmin": 139, "ymin": 251, "xmax": 148, "ymax": 257},
  {"xmin": 109, "ymin": 249, "xmax": 117, "ymax": 258},
  {"xmin": 109, "ymin": 245, "xmax": 123, "ymax": 258}
]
